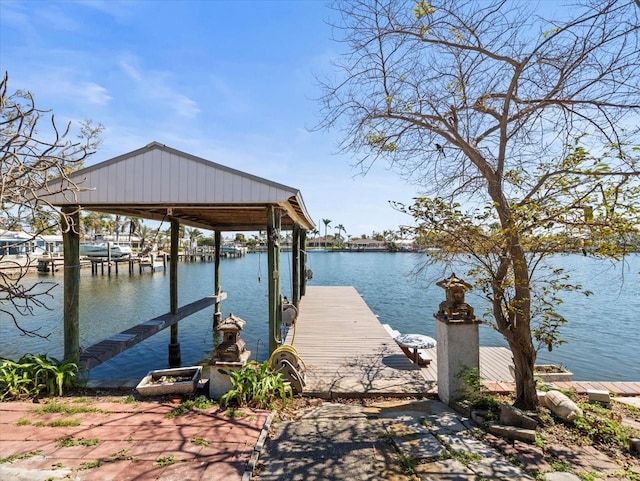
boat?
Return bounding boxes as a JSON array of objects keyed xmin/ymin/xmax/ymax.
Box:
[
  {"xmin": 221, "ymin": 244, "xmax": 247, "ymax": 256},
  {"xmin": 80, "ymin": 242, "xmax": 132, "ymax": 258}
]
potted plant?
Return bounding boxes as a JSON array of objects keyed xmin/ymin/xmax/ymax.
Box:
[
  {"xmin": 136, "ymin": 366, "xmax": 202, "ymax": 396},
  {"xmin": 533, "ymin": 364, "xmax": 573, "ymax": 382}
]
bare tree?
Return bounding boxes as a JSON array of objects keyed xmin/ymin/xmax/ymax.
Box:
[
  {"xmin": 1, "ymin": 72, "xmax": 102, "ymax": 336},
  {"xmin": 318, "ymin": 0, "xmax": 640, "ymax": 408}
]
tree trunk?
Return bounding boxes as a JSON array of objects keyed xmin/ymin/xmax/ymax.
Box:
[
  {"xmin": 489, "ymin": 183, "xmax": 539, "ymax": 409},
  {"xmin": 506, "ymin": 334, "xmax": 538, "ymax": 409}
]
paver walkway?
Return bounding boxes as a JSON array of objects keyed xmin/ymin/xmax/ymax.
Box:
[
  {"xmin": 0, "ymin": 398, "xmax": 270, "ymax": 481},
  {"xmin": 254, "ymin": 399, "xmax": 535, "ymax": 480}
]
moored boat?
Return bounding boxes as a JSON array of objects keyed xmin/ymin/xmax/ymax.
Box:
[{"xmin": 80, "ymin": 242, "xmax": 132, "ymax": 258}]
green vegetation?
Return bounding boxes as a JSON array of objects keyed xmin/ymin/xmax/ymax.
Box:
[
  {"xmin": 77, "ymin": 449, "xmax": 136, "ymax": 471},
  {"xmin": 578, "ymin": 471, "xmax": 604, "ymax": 481},
  {"xmin": 573, "ymin": 402, "xmax": 636, "ymax": 449},
  {"xmin": 449, "ymin": 448, "xmax": 483, "ymax": 466},
  {"xmin": 153, "ymin": 455, "xmax": 175, "ymax": 467},
  {"xmin": 396, "ymin": 453, "xmax": 417, "ymax": 475},
  {"xmin": 455, "ymin": 366, "xmax": 501, "ymax": 420},
  {"xmin": 224, "ymin": 407, "xmax": 246, "ymax": 418},
  {"xmin": 55, "ymin": 436, "xmax": 100, "ymax": 448},
  {"xmin": 191, "ymin": 436, "xmax": 210, "ymax": 447},
  {"xmin": 219, "ymin": 361, "xmax": 293, "ymax": 409},
  {"xmin": 0, "ymin": 449, "xmax": 42, "ymax": 464},
  {"xmin": 47, "ymin": 419, "xmax": 81, "ymax": 427},
  {"xmin": 0, "ymin": 354, "xmax": 80, "ymax": 400},
  {"xmin": 548, "ymin": 457, "xmax": 573, "ymax": 472},
  {"xmin": 165, "ymin": 395, "xmax": 215, "ymax": 419},
  {"xmin": 34, "ymin": 401, "xmax": 102, "ymax": 415}
]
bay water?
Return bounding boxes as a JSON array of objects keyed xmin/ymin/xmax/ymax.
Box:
[{"xmin": 1, "ymin": 252, "xmax": 638, "ymax": 381}]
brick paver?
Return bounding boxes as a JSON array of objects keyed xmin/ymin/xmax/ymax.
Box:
[{"xmin": 0, "ymin": 398, "xmax": 270, "ymax": 481}]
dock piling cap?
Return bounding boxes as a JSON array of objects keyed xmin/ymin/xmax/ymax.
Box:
[{"xmin": 215, "ymin": 313, "xmax": 246, "ymax": 332}]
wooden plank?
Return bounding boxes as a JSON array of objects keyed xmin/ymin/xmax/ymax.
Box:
[{"xmin": 285, "ymin": 286, "xmax": 434, "ymax": 398}]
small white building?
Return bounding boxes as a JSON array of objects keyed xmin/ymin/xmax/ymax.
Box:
[{"xmin": 0, "ymin": 230, "xmax": 63, "ymax": 257}]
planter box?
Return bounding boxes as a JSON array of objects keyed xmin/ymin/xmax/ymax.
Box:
[
  {"xmin": 136, "ymin": 366, "xmax": 202, "ymax": 396},
  {"xmin": 534, "ymin": 365, "xmax": 573, "ymax": 382}
]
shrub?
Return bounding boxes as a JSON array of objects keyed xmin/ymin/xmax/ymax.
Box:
[
  {"xmin": 0, "ymin": 354, "xmax": 79, "ymax": 400},
  {"xmin": 219, "ymin": 361, "xmax": 293, "ymax": 409}
]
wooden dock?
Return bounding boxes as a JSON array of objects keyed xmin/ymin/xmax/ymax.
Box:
[
  {"xmin": 285, "ymin": 286, "xmax": 640, "ymax": 399},
  {"xmin": 285, "ymin": 286, "xmax": 435, "ymax": 398}
]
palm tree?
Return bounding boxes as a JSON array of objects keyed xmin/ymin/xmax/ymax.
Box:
[
  {"xmin": 334, "ymin": 224, "xmax": 346, "ymax": 248},
  {"xmin": 125, "ymin": 217, "xmax": 142, "ymax": 242},
  {"xmin": 186, "ymin": 227, "xmax": 203, "ymax": 250},
  {"xmin": 321, "ymin": 219, "xmax": 331, "ymax": 248},
  {"xmin": 137, "ymin": 225, "xmax": 153, "ymax": 250}
]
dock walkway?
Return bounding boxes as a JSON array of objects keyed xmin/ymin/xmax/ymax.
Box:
[
  {"xmin": 285, "ymin": 286, "xmax": 435, "ymax": 398},
  {"xmin": 285, "ymin": 286, "xmax": 640, "ymax": 399}
]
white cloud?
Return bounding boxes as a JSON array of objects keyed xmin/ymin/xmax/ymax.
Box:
[
  {"xmin": 78, "ymin": 82, "xmax": 112, "ymax": 106},
  {"xmin": 15, "ymin": 69, "xmax": 111, "ymax": 107},
  {"xmin": 117, "ymin": 55, "xmax": 201, "ymax": 119},
  {"xmin": 119, "ymin": 58, "xmax": 142, "ymax": 83},
  {"xmin": 173, "ymin": 95, "xmax": 201, "ymax": 118}
]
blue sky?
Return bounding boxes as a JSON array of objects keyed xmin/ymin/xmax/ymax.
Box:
[{"xmin": 0, "ymin": 0, "xmax": 421, "ymax": 238}]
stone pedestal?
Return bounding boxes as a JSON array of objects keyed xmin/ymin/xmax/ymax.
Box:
[
  {"xmin": 208, "ymin": 350, "xmax": 251, "ymax": 399},
  {"xmin": 435, "ymin": 315, "xmax": 480, "ymax": 405}
]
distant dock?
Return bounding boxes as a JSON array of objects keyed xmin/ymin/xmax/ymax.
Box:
[{"xmin": 32, "ymin": 254, "xmax": 166, "ymax": 275}]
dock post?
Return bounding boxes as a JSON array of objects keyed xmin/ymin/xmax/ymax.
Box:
[
  {"xmin": 300, "ymin": 230, "xmax": 307, "ymax": 297},
  {"xmin": 213, "ymin": 230, "xmax": 222, "ymax": 327},
  {"xmin": 168, "ymin": 218, "xmax": 181, "ymax": 367},
  {"xmin": 267, "ymin": 206, "xmax": 282, "ymax": 356},
  {"xmin": 292, "ymin": 224, "xmax": 300, "ymax": 308},
  {"xmin": 62, "ymin": 206, "xmax": 80, "ymax": 362}
]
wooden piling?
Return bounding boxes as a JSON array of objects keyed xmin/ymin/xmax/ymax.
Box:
[
  {"xmin": 292, "ymin": 224, "xmax": 300, "ymax": 307},
  {"xmin": 62, "ymin": 206, "xmax": 80, "ymax": 362},
  {"xmin": 301, "ymin": 230, "xmax": 308, "ymax": 297},
  {"xmin": 267, "ymin": 206, "xmax": 282, "ymax": 355},
  {"xmin": 214, "ymin": 230, "xmax": 222, "ymax": 327},
  {"xmin": 168, "ymin": 218, "xmax": 181, "ymax": 367}
]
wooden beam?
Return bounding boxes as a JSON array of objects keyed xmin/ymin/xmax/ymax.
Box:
[
  {"xmin": 62, "ymin": 206, "xmax": 80, "ymax": 361},
  {"xmin": 79, "ymin": 295, "xmax": 225, "ymax": 371}
]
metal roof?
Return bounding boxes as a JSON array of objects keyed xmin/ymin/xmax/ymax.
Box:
[{"xmin": 41, "ymin": 142, "xmax": 315, "ymax": 231}]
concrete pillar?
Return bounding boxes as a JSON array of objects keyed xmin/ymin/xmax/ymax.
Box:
[
  {"xmin": 435, "ymin": 316, "xmax": 480, "ymax": 404},
  {"xmin": 209, "ymin": 351, "xmax": 251, "ymax": 399}
]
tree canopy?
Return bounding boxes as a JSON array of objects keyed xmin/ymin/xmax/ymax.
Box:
[{"xmin": 318, "ymin": 0, "xmax": 640, "ymax": 408}]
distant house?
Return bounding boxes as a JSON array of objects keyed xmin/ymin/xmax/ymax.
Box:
[
  {"xmin": 345, "ymin": 238, "xmax": 387, "ymax": 251},
  {"xmin": 0, "ymin": 230, "xmax": 63, "ymax": 256},
  {"xmin": 307, "ymin": 235, "xmax": 335, "ymax": 248}
]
